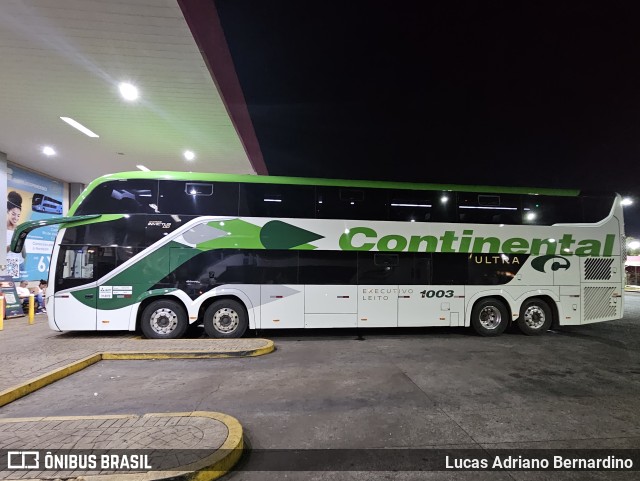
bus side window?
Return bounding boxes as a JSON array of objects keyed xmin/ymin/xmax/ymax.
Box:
[
  {"xmin": 55, "ymin": 245, "xmax": 105, "ymax": 290},
  {"xmin": 411, "ymin": 255, "xmax": 432, "ymax": 284},
  {"xmin": 357, "ymin": 252, "xmax": 412, "ymax": 284},
  {"xmin": 115, "ymin": 246, "xmax": 142, "ymax": 267},
  {"xmin": 430, "ymin": 191, "xmax": 457, "ymax": 222},
  {"xmin": 298, "ymin": 251, "xmax": 357, "ymax": 284},
  {"xmin": 468, "ymin": 253, "xmax": 527, "ymax": 285},
  {"xmin": 157, "ymin": 181, "xmax": 239, "ymax": 216},
  {"xmin": 63, "ymin": 217, "xmax": 147, "ymax": 248},
  {"xmin": 431, "ymin": 253, "xmax": 468, "ymax": 285},
  {"xmin": 523, "ymin": 196, "xmax": 583, "ymax": 225},
  {"xmin": 76, "ymin": 180, "xmax": 159, "ymax": 215},
  {"xmin": 457, "ymin": 192, "xmax": 520, "ymax": 224},
  {"xmin": 316, "ymin": 186, "xmax": 388, "ymax": 220},
  {"xmin": 94, "ymin": 247, "xmax": 116, "ymax": 279},
  {"xmin": 239, "ymin": 184, "xmax": 315, "ymax": 218},
  {"xmin": 388, "ymin": 190, "xmax": 433, "ymax": 222},
  {"xmin": 255, "ymin": 251, "xmax": 298, "ymax": 284}
]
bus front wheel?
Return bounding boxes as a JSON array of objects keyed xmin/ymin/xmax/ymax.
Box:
[
  {"xmin": 516, "ymin": 298, "xmax": 552, "ymax": 335},
  {"xmin": 140, "ymin": 299, "xmax": 188, "ymax": 339},
  {"xmin": 203, "ymin": 299, "xmax": 248, "ymax": 338},
  {"xmin": 471, "ymin": 298, "xmax": 509, "ymax": 336}
]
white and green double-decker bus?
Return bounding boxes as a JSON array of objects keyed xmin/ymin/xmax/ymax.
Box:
[{"xmin": 11, "ymin": 171, "xmax": 625, "ymax": 339}]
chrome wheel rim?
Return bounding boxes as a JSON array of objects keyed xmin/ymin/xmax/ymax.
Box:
[
  {"xmin": 213, "ymin": 307, "xmax": 240, "ymax": 333},
  {"xmin": 479, "ymin": 306, "xmax": 502, "ymax": 330},
  {"xmin": 150, "ymin": 308, "xmax": 178, "ymax": 335},
  {"xmin": 524, "ymin": 305, "xmax": 546, "ymax": 330}
]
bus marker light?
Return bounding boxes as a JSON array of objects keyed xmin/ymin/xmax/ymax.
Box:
[
  {"xmin": 101, "ymin": 320, "xmax": 109, "ymax": 324},
  {"xmin": 273, "ymin": 319, "xmax": 280, "ymax": 323}
]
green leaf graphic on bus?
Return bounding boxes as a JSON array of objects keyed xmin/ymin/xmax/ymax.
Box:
[
  {"xmin": 260, "ymin": 221, "xmax": 324, "ymax": 249},
  {"xmin": 531, "ymin": 255, "xmax": 571, "ymax": 273},
  {"xmin": 197, "ymin": 219, "xmax": 264, "ymax": 250}
]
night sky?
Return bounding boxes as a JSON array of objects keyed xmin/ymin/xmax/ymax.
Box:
[{"xmin": 215, "ymin": 0, "xmax": 640, "ymax": 236}]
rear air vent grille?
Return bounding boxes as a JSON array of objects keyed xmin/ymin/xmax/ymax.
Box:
[
  {"xmin": 583, "ymin": 286, "xmax": 616, "ymax": 321},
  {"xmin": 584, "ymin": 258, "xmax": 614, "ymax": 280}
]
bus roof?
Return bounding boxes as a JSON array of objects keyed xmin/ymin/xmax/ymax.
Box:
[{"xmin": 70, "ymin": 170, "xmax": 582, "ymax": 214}]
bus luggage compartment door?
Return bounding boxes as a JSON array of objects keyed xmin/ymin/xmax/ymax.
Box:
[
  {"xmin": 260, "ymin": 285, "xmax": 305, "ymax": 329},
  {"xmin": 358, "ymin": 285, "xmax": 398, "ymax": 327},
  {"xmin": 304, "ymin": 285, "xmax": 357, "ymax": 328}
]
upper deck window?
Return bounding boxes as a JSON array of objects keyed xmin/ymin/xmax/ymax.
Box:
[
  {"xmin": 239, "ymin": 183, "xmax": 315, "ymax": 218},
  {"xmin": 457, "ymin": 192, "xmax": 521, "ymax": 224},
  {"xmin": 157, "ymin": 181, "xmax": 238, "ymax": 216},
  {"xmin": 316, "ymin": 186, "xmax": 387, "ymax": 220},
  {"xmin": 76, "ymin": 180, "xmax": 159, "ymax": 215},
  {"xmin": 522, "ymin": 195, "xmax": 582, "ymax": 225}
]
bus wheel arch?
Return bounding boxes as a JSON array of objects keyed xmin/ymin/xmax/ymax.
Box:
[
  {"xmin": 138, "ymin": 297, "xmax": 189, "ymax": 339},
  {"xmin": 201, "ymin": 296, "xmax": 249, "ymax": 339},
  {"xmin": 470, "ymin": 296, "xmax": 511, "ymax": 337},
  {"xmin": 516, "ymin": 296, "xmax": 555, "ymax": 335}
]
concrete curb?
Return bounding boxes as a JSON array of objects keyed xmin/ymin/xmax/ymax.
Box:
[
  {"xmin": 0, "ymin": 353, "xmax": 103, "ymax": 408},
  {"xmin": 0, "ymin": 411, "xmax": 243, "ymax": 481},
  {"xmin": 150, "ymin": 411, "xmax": 244, "ymax": 481},
  {"xmin": 0, "ymin": 340, "xmax": 275, "ymax": 408}
]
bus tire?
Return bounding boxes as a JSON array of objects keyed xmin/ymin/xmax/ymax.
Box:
[
  {"xmin": 203, "ymin": 299, "xmax": 248, "ymax": 338},
  {"xmin": 140, "ymin": 299, "xmax": 188, "ymax": 339},
  {"xmin": 516, "ymin": 298, "xmax": 552, "ymax": 335},
  {"xmin": 470, "ymin": 298, "xmax": 509, "ymax": 337}
]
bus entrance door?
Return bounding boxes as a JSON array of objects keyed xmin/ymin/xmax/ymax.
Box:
[{"xmin": 53, "ymin": 245, "xmax": 98, "ymax": 330}]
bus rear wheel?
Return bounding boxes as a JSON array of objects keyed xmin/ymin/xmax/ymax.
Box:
[
  {"xmin": 516, "ymin": 298, "xmax": 552, "ymax": 335},
  {"xmin": 203, "ymin": 299, "xmax": 248, "ymax": 339},
  {"xmin": 471, "ymin": 298, "xmax": 509, "ymax": 336},
  {"xmin": 140, "ymin": 299, "xmax": 188, "ymax": 339}
]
